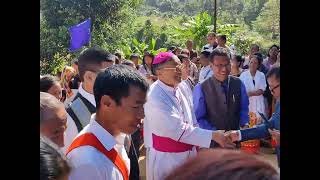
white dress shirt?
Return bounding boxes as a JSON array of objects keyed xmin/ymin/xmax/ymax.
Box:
[
  {"xmin": 239, "ymin": 70, "xmax": 267, "ymax": 119},
  {"xmin": 198, "ymin": 65, "xmax": 213, "ymax": 83},
  {"xmin": 144, "ymin": 80, "xmax": 212, "ymax": 180},
  {"xmin": 61, "ymin": 83, "xmax": 96, "ymax": 153},
  {"xmin": 67, "ymin": 114, "xmax": 130, "ymax": 180}
]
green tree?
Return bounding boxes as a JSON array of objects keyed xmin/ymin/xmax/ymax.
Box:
[
  {"xmin": 242, "ymin": 0, "xmax": 268, "ymax": 28},
  {"xmin": 252, "ymin": 0, "xmax": 280, "ymax": 38},
  {"xmin": 174, "ymin": 11, "xmax": 213, "ymax": 50},
  {"xmin": 40, "ymin": 0, "xmax": 143, "ymax": 74}
]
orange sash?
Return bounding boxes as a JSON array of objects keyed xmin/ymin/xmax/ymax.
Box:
[{"xmin": 66, "ymin": 133, "xmax": 129, "ymax": 180}]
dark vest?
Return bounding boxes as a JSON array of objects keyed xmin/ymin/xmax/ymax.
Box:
[
  {"xmin": 66, "ymin": 92, "xmax": 96, "ymax": 132},
  {"xmin": 201, "ymin": 76, "xmax": 242, "ymax": 131}
]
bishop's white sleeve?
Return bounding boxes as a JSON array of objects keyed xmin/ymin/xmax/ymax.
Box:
[{"xmin": 144, "ymin": 99, "xmax": 212, "ymax": 148}]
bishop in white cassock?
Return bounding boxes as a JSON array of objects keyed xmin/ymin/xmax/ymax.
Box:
[{"xmin": 143, "ymin": 52, "xmax": 232, "ymax": 180}]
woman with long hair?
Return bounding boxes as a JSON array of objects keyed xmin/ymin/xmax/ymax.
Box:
[
  {"xmin": 230, "ymin": 55, "xmax": 244, "ymax": 77},
  {"xmin": 40, "ymin": 75, "xmax": 63, "ymax": 101},
  {"xmin": 138, "ymin": 52, "xmax": 157, "ymax": 83},
  {"xmin": 60, "ymin": 66, "xmax": 75, "ymax": 102}
]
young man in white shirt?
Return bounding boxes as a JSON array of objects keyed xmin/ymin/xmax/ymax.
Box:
[
  {"xmin": 63, "ymin": 47, "xmax": 115, "ymax": 153},
  {"xmin": 216, "ymin": 34, "xmax": 232, "ymax": 58},
  {"xmin": 202, "ymin": 32, "xmax": 218, "ymax": 51},
  {"xmin": 198, "ymin": 50, "xmax": 213, "ymax": 83},
  {"xmin": 67, "ymin": 65, "xmax": 149, "ymax": 180},
  {"xmin": 143, "ymin": 52, "xmax": 235, "ymax": 180}
]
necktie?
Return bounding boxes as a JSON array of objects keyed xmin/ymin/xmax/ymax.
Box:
[{"xmin": 221, "ymin": 82, "xmax": 228, "ymax": 103}]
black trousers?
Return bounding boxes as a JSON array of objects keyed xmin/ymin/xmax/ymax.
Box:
[{"xmin": 129, "ymin": 129, "xmax": 141, "ymax": 180}]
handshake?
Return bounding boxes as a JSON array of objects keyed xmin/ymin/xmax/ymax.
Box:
[{"xmin": 211, "ymin": 130, "xmax": 240, "ymax": 149}]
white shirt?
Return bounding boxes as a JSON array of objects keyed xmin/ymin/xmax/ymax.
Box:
[
  {"xmin": 61, "ymin": 83, "xmax": 96, "ymax": 153},
  {"xmin": 243, "ymin": 56, "xmax": 250, "ymax": 67},
  {"xmin": 67, "ymin": 115, "xmax": 130, "ymax": 180},
  {"xmin": 144, "ymin": 80, "xmax": 212, "ymax": 180},
  {"xmin": 239, "ymin": 70, "xmax": 267, "ymax": 119},
  {"xmin": 198, "ymin": 65, "xmax": 213, "ymax": 83},
  {"xmin": 202, "ymin": 44, "xmax": 216, "ymax": 52}
]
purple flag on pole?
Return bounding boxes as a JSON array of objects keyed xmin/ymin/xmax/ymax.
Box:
[{"xmin": 69, "ymin": 19, "xmax": 91, "ymax": 52}]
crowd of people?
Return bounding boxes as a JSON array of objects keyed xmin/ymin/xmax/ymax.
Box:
[{"xmin": 40, "ymin": 32, "xmax": 280, "ymax": 180}]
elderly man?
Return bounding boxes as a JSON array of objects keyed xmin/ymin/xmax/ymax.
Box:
[
  {"xmin": 144, "ymin": 52, "xmax": 234, "ymax": 180},
  {"xmin": 40, "ymin": 92, "xmax": 67, "ymax": 147},
  {"xmin": 193, "ymin": 48, "xmax": 250, "ymax": 148}
]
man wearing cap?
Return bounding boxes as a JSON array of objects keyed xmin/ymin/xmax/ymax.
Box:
[
  {"xmin": 144, "ymin": 52, "xmax": 235, "ymax": 180},
  {"xmin": 193, "ymin": 48, "xmax": 250, "ymax": 148},
  {"xmin": 62, "ymin": 47, "xmax": 115, "ymax": 153}
]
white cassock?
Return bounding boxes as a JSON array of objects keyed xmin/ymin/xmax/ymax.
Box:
[
  {"xmin": 239, "ymin": 70, "xmax": 267, "ymax": 118},
  {"xmin": 144, "ymin": 80, "xmax": 212, "ymax": 180}
]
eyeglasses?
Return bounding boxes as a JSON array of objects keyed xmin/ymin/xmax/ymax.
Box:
[
  {"xmin": 213, "ymin": 64, "xmax": 231, "ymax": 69},
  {"xmin": 269, "ymin": 84, "xmax": 280, "ymax": 93}
]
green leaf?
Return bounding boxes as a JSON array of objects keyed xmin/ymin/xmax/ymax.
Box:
[
  {"xmin": 149, "ymin": 38, "xmax": 156, "ymax": 51},
  {"xmin": 132, "ymin": 38, "xmax": 139, "ymax": 47}
]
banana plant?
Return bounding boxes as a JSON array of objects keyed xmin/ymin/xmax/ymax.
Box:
[
  {"xmin": 120, "ymin": 37, "xmax": 167, "ymax": 59},
  {"xmin": 173, "ymin": 11, "xmax": 213, "ymax": 50}
]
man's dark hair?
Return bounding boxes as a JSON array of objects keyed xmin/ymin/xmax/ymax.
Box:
[
  {"xmin": 252, "ymin": 52, "xmax": 263, "ymax": 66},
  {"xmin": 130, "ymin": 54, "xmax": 140, "ymax": 60},
  {"xmin": 181, "ymin": 49, "xmax": 190, "ymax": 57},
  {"xmin": 165, "ymin": 149, "xmax": 279, "ymax": 180},
  {"xmin": 94, "ymin": 65, "xmax": 149, "ymax": 108},
  {"xmin": 233, "ymin": 55, "xmax": 244, "ymax": 67},
  {"xmin": 177, "ymin": 54, "xmax": 189, "ymax": 63},
  {"xmin": 115, "ymin": 52, "xmax": 122, "ymax": 60},
  {"xmin": 266, "ymin": 66, "xmax": 280, "ymax": 80},
  {"xmin": 40, "ymin": 75, "xmax": 59, "ymax": 92},
  {"xmin": 122, "ymin": 60, "xmax": 135, "ymax": 67},
  {"xmin": 267, "ymin": 44, "xmax": 280, "ymax": 57},
  {"xmin": 209, "ymin": 47, "xmax": 230, "ymax": 62},
  {"xmin": 71, "ymin": 58, "xmax": 78, "ymax": 65},
  {"xmin": 200, "ymin": 50, "xmax": 211, "ymax": 59},
  {"xmin": 251, "ymin": 44, "xmax": 260, "ymax": 51},
  {"xmin": 40, "ymin": 137, "xmax": 70, "ymax": 180},
  {"xmin": 78, "ymin": 47, "xmax": 114, "ymax": 82},
  {"xmin": 169, "ymin": 46, "xmax": 176, "ymax": 52},
  {"xmin": 218, "ymin": 34, "xmax": 227, "ymax": 42},
  {"xmin": 207, "ymin": 32, "xmax": 216, "ymax": 37}
]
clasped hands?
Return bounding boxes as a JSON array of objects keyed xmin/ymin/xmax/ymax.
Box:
[
  {"xmin": 213, "ymin": 129, "xmax": 281, "ymax": 148},
  {"xmin": 211, "ymin": 130, "xmax": 238, "ymax": 149},
  {"xmin": 212, "ymin": 129, "xmax": 247, "ymax": 148}
]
